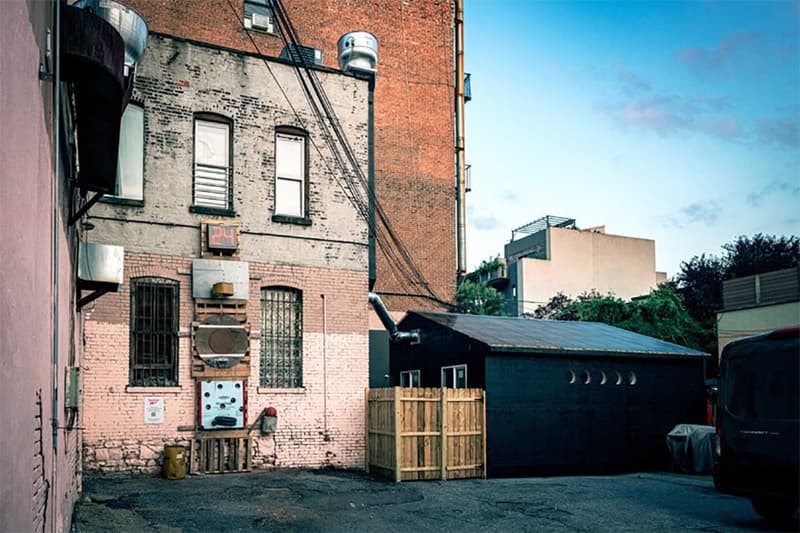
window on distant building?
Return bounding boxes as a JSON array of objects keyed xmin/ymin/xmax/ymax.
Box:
[
  {"xmin": 108, "ymin": 103, "xmax": 144, "ymax": 201},
  {"xmin": 441, "ymin": 364, "xmax": 467, "ymax": 388},
  {"xmin": 274, "ymin": 129, "xmax": 308, "ymax": 221},
  {"xmin": 400, "ymin": 370, "xmax": 421, "ymax": 388},
  {"xmin": 193, "ymin": 115, "xmax": 232, "ymax": 212},
  {"xmin": 130, "ymin": 277, "xmax": 179, "ymax": 387},
  {"xmin": 243, "ymin": 0, "xmax": 275, "ymax": 33},
  {"xmin": 260, "ymin": 286, "xmax": 303, "ymax": 388}
]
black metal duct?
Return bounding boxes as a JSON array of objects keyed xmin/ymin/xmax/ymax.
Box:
[{"xmin": 61, "ymin": 4, "xmax": 125, "ymax": 194}]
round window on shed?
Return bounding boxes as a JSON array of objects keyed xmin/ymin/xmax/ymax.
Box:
[
  {"xmin": 600, "ymin": 370, "xmax": 608, "ymax": 385},
  {"xmin": 614, "ymin": 371, "xmax": 622, "ymax": 385},
  {"xmin": 566, "ymin": 370, "xmax": 576, "ymax": 384},
  {"xmin": 581, "ymin": 370, "xmax": 591, "ymax": 385},
  {"xmin": 628, "ymin": 371, "xmax": 638, "ymax": 386}
]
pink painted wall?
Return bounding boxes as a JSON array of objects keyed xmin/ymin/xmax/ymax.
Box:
[
  {"xmin": 82, "ymin": 254, "xmax": 369, "ymax": 473},
  {"xmin": 1, "ymin": 2, "xmax": 83, "ymax": 531}
]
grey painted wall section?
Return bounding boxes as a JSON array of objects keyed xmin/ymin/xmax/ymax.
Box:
[{"xmin": 90, "ymin": 35, "xmax": 369, "ymax": 271}]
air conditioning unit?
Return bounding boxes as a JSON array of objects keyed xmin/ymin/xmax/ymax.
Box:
[
  {"xmin": 280, "ymin": 44, "xmax": 323, "ymax": 66},
  {"xmin": 245, "ymin": 12, "xmax": 273, "ymax": 32},
  {"xmin": 78, "ymin": 242, "xmax": 124, "ymax": 291},
  {"xmin": 194, "ymin": 314, "xmax": 248, "ymax": 368},
  {"xmin": 198, "ymin": 380, "xmax": 246, "ymax": 430}
]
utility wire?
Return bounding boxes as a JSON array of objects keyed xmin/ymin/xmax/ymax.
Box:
[{"xmin": 225, "ymin": 0, "xmax": 447, "ymax": 304}]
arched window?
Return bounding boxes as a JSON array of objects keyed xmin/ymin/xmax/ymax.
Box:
[
  {"xmin": 193, "ymin": 113, "xmax": 233, "ymax": 212},
  {"xmin": 129, "ymin": 277, "xmax": 179, "ymax": 386},
  {"xmin": 260, "ymin": 286, "xmax": 303, "ymax": 387},
  {"xmin": 274, "ymin": 126, "xmax": 309, "ymax": 221}
]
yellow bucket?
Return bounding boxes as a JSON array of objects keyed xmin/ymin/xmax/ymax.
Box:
[{"xmin": 163, "ymin": 445, "xmax": 186, "ymax": 480}]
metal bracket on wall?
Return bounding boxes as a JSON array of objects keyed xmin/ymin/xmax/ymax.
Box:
[
  {"xmin": 77, "ymin": 288, "xmax": 111, "ymax": 310},
  {"xmin": 69, "ymin": 191, "xmax": 104, "ymax": 226}
]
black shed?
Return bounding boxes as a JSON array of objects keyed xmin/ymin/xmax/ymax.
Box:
[{"xmin": 390, "ymin": 311, "xmax": 709, "ymax": 477}]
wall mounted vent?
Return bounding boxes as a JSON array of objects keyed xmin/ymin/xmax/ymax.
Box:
[
  {"xmin": 279, "ymin": 44, "xmax": 323, "ymax": 66},
  {"xmin": 194, "ymin": 314, "xmax": 248, "ymax": 369}
]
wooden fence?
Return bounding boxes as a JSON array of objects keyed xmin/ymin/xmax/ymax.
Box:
[{"xmin": 365, "ymin": 387, "xmax": 486, "ymax": 481}]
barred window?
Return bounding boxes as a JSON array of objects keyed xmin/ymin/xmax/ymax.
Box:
[
  {"xmin": 130, "ymin": 277, "xmax": 179, "ymax": 386},
  {"xmin": 260, "ymin": 287, "xmax": 303, "ymax": 388}
]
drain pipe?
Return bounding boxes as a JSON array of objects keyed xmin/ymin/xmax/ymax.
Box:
[
  {"xmin": 454, "ymin": 0, "xmax": 467, "ymax": 283},
  {"xmin": 368, "ymin": 292, "xmax": 420, "ymax": 343}
]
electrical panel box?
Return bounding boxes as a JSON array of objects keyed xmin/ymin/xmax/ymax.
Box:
[{"xmin": 198, "ymin": 380, "xmax": 246, "ymax": 430}]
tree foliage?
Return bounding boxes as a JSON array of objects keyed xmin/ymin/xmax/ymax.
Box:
[
  {"xmin": 454, "ymin": 279, "xmax": 507, "ymax": 316},
  {"xmin": 533, "ymin": 287, "xmax": 704, "ymax": 351},
  {"xmin": 722, "ymin": 234, "xmax": 799, "ymax": 279}
]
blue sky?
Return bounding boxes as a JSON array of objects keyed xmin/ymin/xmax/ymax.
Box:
[{"xmin": 463, "ymin": 0, "xmax": 799, "ymax": 277}]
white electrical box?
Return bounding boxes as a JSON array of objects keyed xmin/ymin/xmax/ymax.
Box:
[{"xmin": 198, "ymin": 380, "xmax": 246, "ymax": 430}]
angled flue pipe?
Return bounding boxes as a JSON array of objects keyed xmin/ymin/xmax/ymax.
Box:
[{"xmin": 368, "ymin": 292, "xmax": 420, "ymax": 343}]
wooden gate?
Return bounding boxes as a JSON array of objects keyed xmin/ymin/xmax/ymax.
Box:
[{"xmin": 365, "ymin": 387, "xmax": 486, "ymax": 481}]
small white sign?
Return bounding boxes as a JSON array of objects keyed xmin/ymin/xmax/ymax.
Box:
[{"xmin": 144, "ymin": 397, "xmax": 164, "ymax": 424}]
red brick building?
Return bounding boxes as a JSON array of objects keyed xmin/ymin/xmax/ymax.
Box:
[{"xmin": 122, "ymin": 0, "xmax": 457, "ymax": 311}]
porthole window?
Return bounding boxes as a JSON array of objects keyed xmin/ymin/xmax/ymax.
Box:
[
  {"xmin": 614, "ymin": 371, "xmax": 622, "ymax": 385},
  {"xmin": 600, "ymin": 370, "xmax": 607, "ymax": 385},
  {"xmin": 581, "ymin": 370, "xmax": 591, "ymax": 385},
  {"xmin": 566, "ymin": 370, "xmax": 576, "ymax": 384},
  {"xmin": 628, "ymin": 371, "xmax": 638, "ymax": 386}
]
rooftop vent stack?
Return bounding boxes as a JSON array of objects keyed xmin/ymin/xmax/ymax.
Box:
[
  {"xmin": 337, "ymin": 31, "xmax": 378, "ymax": 74},
  {"xmin": 74, "ymin": 0, "xmax": 148, "ymax": 100}
]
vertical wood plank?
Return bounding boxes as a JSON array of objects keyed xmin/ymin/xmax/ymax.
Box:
[
  {"xmin": 364, "ymin": 388, "xmax": 370, "ymax": 475},
  {"xmin": 440, "ymin": 387, "xmax": 447, "ymax": 480},
  {"xmin": 394, "ymin": 387, "xmax": 401, "ymax": 482},
  {"xmin": 246, "ymin": 436, "xmax": 252, "ymax": 471}
]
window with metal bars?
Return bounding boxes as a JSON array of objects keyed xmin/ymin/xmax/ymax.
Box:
[
  {"xmin": 193, "ymin": 115, "xmax": 232, "ymax": 210},
  {"xmin": 130, "ymin": 277, "xmax": 179, "ymax": 387},
  {"xmin": 260, "ymin": 287, "xmax": 303, "ymax": 388}
]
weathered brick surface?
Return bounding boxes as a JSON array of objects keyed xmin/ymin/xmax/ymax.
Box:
[
  {"xmin": 122, "ymin": 0, "xmax": 457, "ymax": 308},
  {"xmin": 83, "ymin": 255, "xmax": 369, "ymax": 473}
]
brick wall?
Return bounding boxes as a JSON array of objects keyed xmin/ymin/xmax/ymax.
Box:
[
  {"xmin": 83, "ymin": 253, "xmax": 369, "ymax": 472},
  {"xmin": 122, "ymin": 0, "xmax": 457, "ymax": 309}
]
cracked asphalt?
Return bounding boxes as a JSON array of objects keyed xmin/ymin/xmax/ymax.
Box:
[{"xmin": 74, "ymin": 469, "xmax": 798, "ymax": 532}]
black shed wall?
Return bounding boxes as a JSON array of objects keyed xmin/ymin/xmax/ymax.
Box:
[
  {"xmin": 390, "ymin": 316, "xmax": 487, "ymax": 388},
  {"xmin": 485, "ymin": 352, "xmax": 706, "ymax": 477}
]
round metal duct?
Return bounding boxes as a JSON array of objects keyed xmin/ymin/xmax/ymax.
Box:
[{"xmin": 195, "ymin": 314, "xmax": 248, "ymax": 368}]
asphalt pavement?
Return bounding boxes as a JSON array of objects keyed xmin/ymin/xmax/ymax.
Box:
[{"xmin": 74, "ymin": 469, "xmax": 798, "ymax": 532}]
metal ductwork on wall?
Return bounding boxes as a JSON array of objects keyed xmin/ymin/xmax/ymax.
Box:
[{"xmin": 368, "ymin": 292, "xmax": 420, "ymax": 344}]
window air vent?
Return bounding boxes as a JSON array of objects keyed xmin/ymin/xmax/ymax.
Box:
[{"xmin": 280, "ymin": 44, "xmax": 323, "ymax": 66}]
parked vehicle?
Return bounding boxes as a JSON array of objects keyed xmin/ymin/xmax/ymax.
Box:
[{"xmin": 713, "ymin": 327, "xmax": 799, "ymax": 522}]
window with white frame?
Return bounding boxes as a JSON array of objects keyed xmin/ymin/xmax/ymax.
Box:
[
  {"xmin": 400, "ymin": 370, "xmax": 420, "ymax": 388},
  {"xmin": 194, "ymin": 117, "xmax": 232, "ymax": 210},
  {"xmin": 441, "ymin": 364, "xmax": 467, "ymax": 388},
  {"xmin": 274, "ymin": 132, "xmax": 306, "ymax": 218},
  {"xmin": 243, "ymin": 0, "xmax": 275, "ymax": 33},
  {"xmin": 260, "ymin": 286, "xmax": 303, "ymax": 388},
  {"xmin": 110, "ymin": 103, "xmax": 144, "ymax": 201}
]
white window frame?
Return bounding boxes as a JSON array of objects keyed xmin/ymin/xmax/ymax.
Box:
[
  {"xmin": 193, "ymin": 118, "xmax": 231, "ymax": 209},
  {"xmin": 400, "ymin": 370, "xmax": 421, "ymax": 388},
  {"xmin": 274, "ymin": 132, "xmax": 306, "ymax": 218},
  {"xmin": 110, "ymin": 103, "xmax": 144, "ymax": 201},
  {"xmin": 441, "ymin": 364, "xmax": 467, "ymax": 389}
]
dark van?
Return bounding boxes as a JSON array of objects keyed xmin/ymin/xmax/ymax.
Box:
[{"xmin": 713, "ymin": 327, "xmax": 799, "ymax": 522}]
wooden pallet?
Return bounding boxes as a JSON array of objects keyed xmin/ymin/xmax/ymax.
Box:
[{"xmin": 188, "ymin": 431, "xmax": 251, "ymax": 474}]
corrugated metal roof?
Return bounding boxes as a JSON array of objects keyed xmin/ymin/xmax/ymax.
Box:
[{"xmin": 405, "ymin": 311, "xmax": 707, "ymax": 357}]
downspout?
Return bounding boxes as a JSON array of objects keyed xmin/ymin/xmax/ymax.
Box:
[
  {"xmin": 455, "ymin": 0, "xmax": 467, "ymax": 283},
  {"xmin": 51, "ymin": 1, "xmax": 62, "ymax": 530},
  {"xmin": 321, "ymin": 294, "xmax": 329, "ymax": 440},
  {"xmin": 367, "ymin": 74, "xmax": 376, "ymax": 290},
  {"xmin": 368, "ymin": 292, "xmax": 420, "ymax": 343}
]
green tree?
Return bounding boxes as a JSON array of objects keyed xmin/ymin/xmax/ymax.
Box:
[
  {"xmin": 455, "ymin": 279, "xmax": 507, "ymax": 316},
  {"xmin": 533, "ymin": 287, "xmax": 705, "ymax": 352},
  {"xmin": 723, "ymin": 233, "xmax": 800, "ymax": 279}
]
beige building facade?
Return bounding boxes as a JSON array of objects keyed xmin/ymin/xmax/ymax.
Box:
[{"xmin": 502, "ymin": 217, "xmax": 665, "ymax": 316}]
